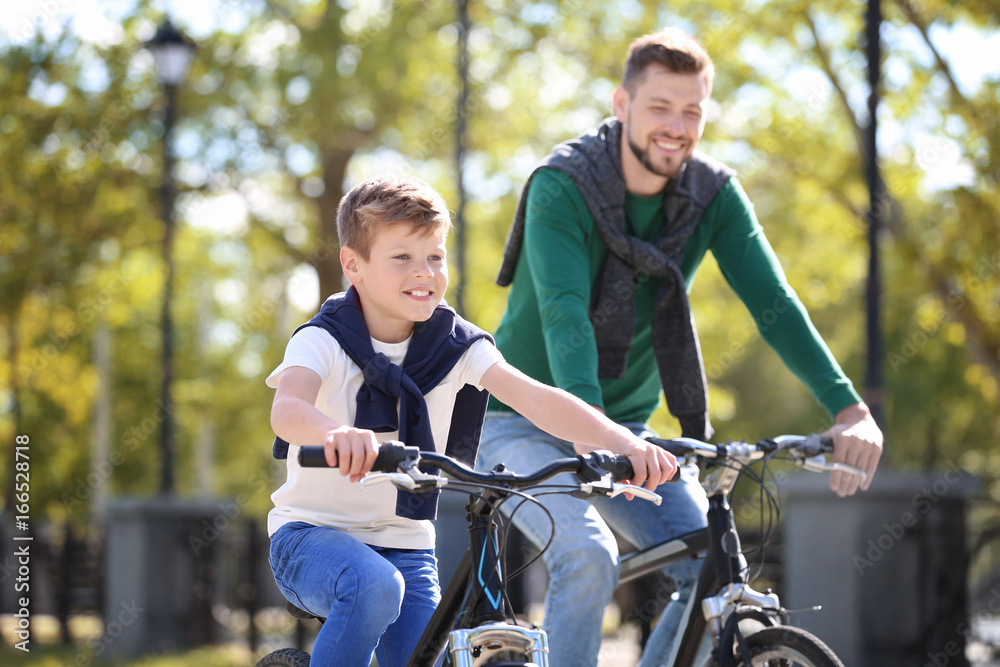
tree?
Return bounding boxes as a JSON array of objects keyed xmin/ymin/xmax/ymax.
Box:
[{"xmin": 2, "ymin": 0, "xmax": 997, "ymax": 526}]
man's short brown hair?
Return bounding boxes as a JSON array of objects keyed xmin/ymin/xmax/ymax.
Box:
[
  {"xmin": 622, "ymin": 28, "xmax": 714, "ymax": 95},
  {"xmin": 337, "ymin": 175, "xmax": 452, "ymax": 260}
]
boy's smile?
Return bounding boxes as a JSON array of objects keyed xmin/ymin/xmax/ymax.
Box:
[{"xmin": 342, "ymin": 222, "xmax": 449, "ymax": 343}]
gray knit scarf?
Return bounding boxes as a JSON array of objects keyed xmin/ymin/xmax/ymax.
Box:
[{"xmin": 496, "ymin": 118, "xmax": 734, "ymax": 440}]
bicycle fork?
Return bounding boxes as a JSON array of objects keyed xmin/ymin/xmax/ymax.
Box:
[{"xmin": 701, "ymin": 494, "xmax": 781, "ymax": 644}]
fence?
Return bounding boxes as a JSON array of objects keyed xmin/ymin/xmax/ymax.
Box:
[{"xmin": 3, "ymin": 492, "xmax": 999, "ymax": 661}]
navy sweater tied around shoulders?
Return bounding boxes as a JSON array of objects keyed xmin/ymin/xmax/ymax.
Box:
[{"xmin": 271, "ymin": 287, "xmax": 494, "ymax": 520}]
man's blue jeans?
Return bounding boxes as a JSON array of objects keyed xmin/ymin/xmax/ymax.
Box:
[
  {"xmin": 268, "ymin": 522, "xmax": 440, "ymax": 667},
  {"xmin": 476, "ymin": 413, "xmax": 709, "ymax": 667}
]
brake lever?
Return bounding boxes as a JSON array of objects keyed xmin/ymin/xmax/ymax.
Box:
[
  {"xmin": 360, "ymin": 473, "xmax": 419, "ymax": 491},
  {"xmin": 579, "ymin": 480, "xmax": 662, "ymax": 505},
  {"xmin": 359, "ymin": 473, "xmax": 448, "ymax": 491},
  {"xmin": 800, "ymin": 455, "xmax": 867, "ymax": 481}
]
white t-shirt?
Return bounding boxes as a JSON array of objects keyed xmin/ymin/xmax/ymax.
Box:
[{"xmin": 266, "ymin": 326, "xmax": 504, "ymax": 549}]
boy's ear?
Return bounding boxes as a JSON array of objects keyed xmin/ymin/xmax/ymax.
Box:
[{"xmin": 340, "ymin": 246, "xmax": 360, "ymax": 284}]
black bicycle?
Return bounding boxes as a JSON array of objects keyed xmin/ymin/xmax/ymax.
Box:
[
  {"xmin": 612, "ymin": 433, "xmax": 861, "ymax": 666},
  {"xmin": 253, "ymin": 440, "xmax": 661, "ymax": 667}
]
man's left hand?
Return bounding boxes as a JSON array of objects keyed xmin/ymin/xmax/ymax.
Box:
[{"xmin": 822, "ymin": 402, "xmax": 883, "ymax": 497}]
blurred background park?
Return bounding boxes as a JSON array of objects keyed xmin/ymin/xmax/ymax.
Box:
[{"xmin": 0, "ymin": 0, "xmax": 998, "ymax": 665}]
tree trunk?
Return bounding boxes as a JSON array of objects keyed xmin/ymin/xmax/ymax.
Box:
[{"xmin": 311, "ymin": 148, "xmax": 353, "ymax": 308}]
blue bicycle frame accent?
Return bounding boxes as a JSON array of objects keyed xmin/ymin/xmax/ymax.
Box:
[
  {"xmin": 467, "ymin": 493, "xmax": 508, "ymax": 626},
  {"xmin": 477, "ymin": 533, "xmax": 503, "ymax": 610}
]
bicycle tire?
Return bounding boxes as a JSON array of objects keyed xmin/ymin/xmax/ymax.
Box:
[
  {"xmin": 464, "ymin": 650, "xmax": 542, "ymax": 666},
  {"xmin": 254, "ymin": 648, "xmax": 311, "ymax": 667},
  {"xmin": 444, "ymin": 654, "xmax": 539, "ymax": 666},
  {"xmin": 737, "ymin": 626, "xmax": 844, "ymax": 667}
]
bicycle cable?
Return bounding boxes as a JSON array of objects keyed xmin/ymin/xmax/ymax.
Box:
[
  {"xmin": 438, "ymin": 479, "xmax": 559, "ymax": 626},
  {"xmin": 750, "ymin": 447, "xmax": 785, "ymax": 584},
  {"xmin": 712, "ymin": 447, "xmax": 783, "ymax": 585},
  {"xmin": 495, "ymin": 484, "xmax": 577, "ymax": 578},
  {"xmin": 741, "ymin": 443, "xmax": 814, "ymax": 586}
]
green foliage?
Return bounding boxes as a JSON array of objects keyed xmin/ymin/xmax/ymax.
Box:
[{"xmin": 1, "ymin": 0, "xmax": 998, "ymax": 525}]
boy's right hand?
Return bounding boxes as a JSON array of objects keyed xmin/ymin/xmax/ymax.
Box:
[{"xmin": 323, "ymin": 426, "xmax": 379, "ymax": 483}]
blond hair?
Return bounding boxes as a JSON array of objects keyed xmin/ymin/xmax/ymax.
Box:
[{"xmin": 336, "ymin": 175, "xmax": 452, "ymax": 260}]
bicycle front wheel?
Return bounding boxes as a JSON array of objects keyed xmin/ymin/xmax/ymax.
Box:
[{"xmin": 737, "ymin": 626, "xmax": 844, "ymax": 667}]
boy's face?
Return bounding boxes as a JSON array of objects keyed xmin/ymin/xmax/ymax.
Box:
[{"xmin": 341, "ymin": 221, "xmax": 449, "ymax": 343}]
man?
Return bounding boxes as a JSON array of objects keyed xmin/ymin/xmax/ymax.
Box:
[{"xmin": 476, "ymin": 28, "xmax": 883, "ymax": 666}]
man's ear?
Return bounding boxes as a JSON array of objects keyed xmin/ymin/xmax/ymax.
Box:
[
  {"xmin": 340, "ymin": 246, "xmax": 360, "ymax": 284},
  {"xmin": 612, "ymin": 85, "xmax": 630, "ymax": 123}
]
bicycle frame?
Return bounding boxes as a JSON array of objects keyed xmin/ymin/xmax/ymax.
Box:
[
  {"xmin": 407, "ymin": 487, "xmax": 549, "ymax": 667},
  {"xmin": 617, "ymin": 491, "xmax": 782, "ymax": 666}
]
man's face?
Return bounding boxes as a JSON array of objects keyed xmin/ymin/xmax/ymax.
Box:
[{"xmin": 614, "ymin": 65, "xmax": 710, "ymax": 181}]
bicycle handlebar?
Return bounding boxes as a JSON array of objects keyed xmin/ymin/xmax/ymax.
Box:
[
  {"xmin": 646, "ymin": 433, "xmax": 829, "ymax": 458},
  {"xmin": 297, "ymin": 442, "xmax": 662, "ymax": 503},
  {"xmin": 645, "ymin": 433, "xmax": 865, "ymax": 480}
]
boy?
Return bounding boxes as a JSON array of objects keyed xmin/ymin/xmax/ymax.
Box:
[{"xmin": 265, "ymin": 174, "xmax": 677, "ymax": 666}]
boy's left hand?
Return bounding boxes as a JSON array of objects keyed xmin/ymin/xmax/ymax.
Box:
[
  {"xmin": 613, "ymin": 439, "xmax": 677, "ymax": 501},
  {"xmin": 624, "ymin": 439, "xmax": 678, "ymax": 492},
  {"xmin": 576, "ymin": 432, "xmax": 677, "ymax": 494}
]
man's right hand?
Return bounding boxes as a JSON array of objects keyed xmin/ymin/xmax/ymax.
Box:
[
  {"xmin": 323, "ymin": 426, "xmax": 379, "ymax": 483},
  {"xmin": 823, "ymin": 402, "xmax": 883, "ymax": 497}
]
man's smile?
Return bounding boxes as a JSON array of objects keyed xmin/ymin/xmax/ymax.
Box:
[{"xmin": 652, "ymin": 137, "xmax": 684, "ymax": 153}]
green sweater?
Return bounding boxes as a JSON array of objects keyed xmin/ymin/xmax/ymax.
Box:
[{"xmin": 490, "ymin": 168, "xmax": 861, "ymax": 424}]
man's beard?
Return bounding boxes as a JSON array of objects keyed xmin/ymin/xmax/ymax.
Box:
[{"xmin": 625, "ymin": 124, "xmax": 687, "ymax": 180}]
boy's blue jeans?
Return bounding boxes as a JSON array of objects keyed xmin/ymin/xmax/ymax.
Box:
[
  {"xmin": 477, "ymin": 413, "xmax": 710, "ymax": 667},
  {"xmin": 268, "ymin": 521, "xmax": 440, "ymax": 667}
]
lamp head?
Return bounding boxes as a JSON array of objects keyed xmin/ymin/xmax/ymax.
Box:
[{"xmin": 146, "ymin": 20, "xmax": 195, "ymax": 87}]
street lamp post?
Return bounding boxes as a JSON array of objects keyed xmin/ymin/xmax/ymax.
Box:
[
  {"xmin": 146, "ymin": 20, "xmax": 194, "ymax": 495},
  {"xmin": 103, "ymin": 29, "xmax": 220, "ymax": 657},
  {"xmin": 865, "ymin": 0, "xmax": 885, "ymax": 432}
]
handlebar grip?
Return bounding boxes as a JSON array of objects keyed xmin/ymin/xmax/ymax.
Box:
[
  {"xmin": 298, "ymin": 446, "xmax": 331, "ymax": 468},
  {"xmin": 297, "ymin": 441, "xmax": 414, "ymax": 472}
]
